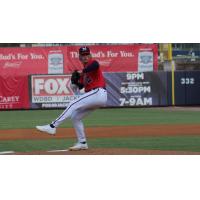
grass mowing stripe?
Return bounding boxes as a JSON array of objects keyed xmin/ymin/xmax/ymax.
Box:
[
  {"xmin": 1, "ymin": 136, "xmax": 200, "ymax": 153},
  {"xmin": 0, "ymin": 139, "xmax": 74, "ymax": 152},
  {"xmin": 1, "ymin": 108, "xmax": 200, "ymax": 129},
  {"xmin": 89, "ymin": 136, "xmax": 200, "ymax": 152}
]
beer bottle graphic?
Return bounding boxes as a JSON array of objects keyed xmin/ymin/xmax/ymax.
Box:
[
  {"xmin": 138, "ymin": 50, "xmax": 153, "ymax": 72},
  {"xmin": 48, "ymin": 50, "xmax": 64, "ymax": 74}
]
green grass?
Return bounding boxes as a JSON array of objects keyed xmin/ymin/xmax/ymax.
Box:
[
  {"xmin": 90, "ymin": 136, "xmax": 200, "ymax": 152},
  {"xmin": 1, "ymin": 136, "xmax": 200, "ymax": 153},
  {"xmin": 1, "ymin": 108, "xmax": 200, "ymax": 129},
  {"xmin": 1, "ymin": 108, "xmax": 200, "ymax": 153},
  {"xmin": 0, "ymin": 139, "xmax": 74, "ymax": 152}
]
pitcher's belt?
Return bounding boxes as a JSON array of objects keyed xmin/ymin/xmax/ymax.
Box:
[{"xmin": 87, "ymin": 87, "xmax": 106, "ymax": 92}]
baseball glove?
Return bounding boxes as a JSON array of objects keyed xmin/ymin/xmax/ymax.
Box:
[{"xmin": 71, "ymin": 70, "xmax": 80, "ymax": 85}]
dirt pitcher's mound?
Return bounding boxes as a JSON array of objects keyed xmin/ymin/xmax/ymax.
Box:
[
  {"xmin": 0, "ymin": 124, "xmax": 200, "ymax": 141},
  {"xmin": 13, "ymin": 148, "xmax": 200, "ymax": 155}
]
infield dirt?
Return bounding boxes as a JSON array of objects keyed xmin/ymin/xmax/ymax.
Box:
[{"xmin": 0, "ymin": 124, "xmax": 200, "ymax": 140}]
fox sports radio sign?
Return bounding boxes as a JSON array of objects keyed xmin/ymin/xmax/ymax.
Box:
[{"xmin": 30, "ymin": 75, "xmax": 82, "ymax": 108}]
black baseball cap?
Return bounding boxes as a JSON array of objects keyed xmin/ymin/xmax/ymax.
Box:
[{"xmin": 79, "ymin": 46, "xmax": 90, "ymax": 55}]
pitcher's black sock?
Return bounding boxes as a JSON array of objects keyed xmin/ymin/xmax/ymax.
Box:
[{"xmin": 50, "ymin": 124, "xmax": 55, "ymax": 128}]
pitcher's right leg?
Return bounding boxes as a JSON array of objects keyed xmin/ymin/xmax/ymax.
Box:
[{"xmin": 36, "ymin": 89, "xmax": 101, "ymax": 135}]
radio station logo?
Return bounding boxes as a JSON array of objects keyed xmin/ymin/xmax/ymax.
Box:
[{"xmin": 31, "ymin": 75, "xmax": 74, "ymax": 103}]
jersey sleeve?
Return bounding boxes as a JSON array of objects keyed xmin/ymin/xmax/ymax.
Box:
[{"xmin": 82, "ymin": 60, "xmax": 99, "ymax": 73}]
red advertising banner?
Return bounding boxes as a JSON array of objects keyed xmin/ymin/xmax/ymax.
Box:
[
  {"xmin": 0, "ymin": 76, "xmax": 30, "ymax": 109},
  {"xmin": 0, "ymin": 47, "xmax": 57, "ymax": 76},
  {"xmin": 66, "ymin": 44, "xmax": 158, "ymax": 72},
  {"xmin": 0, "ymin": 44, "xmax": 158, "ymax": 76}
]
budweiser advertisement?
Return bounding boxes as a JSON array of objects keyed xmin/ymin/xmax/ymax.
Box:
[
  {"xmin": 30, "ymin": 75, "xmax": 83, "ymax": 109},
  {"xmin": 66, "ymin": 44, "xmax": 158, "ymax": 72},
  {"xmin": 0, "ymin": 47, "xmax": 64, "ymax": 76},
  {"xmin": 0, "ymin": 44, "xmax": 158, "ymax": 76}
]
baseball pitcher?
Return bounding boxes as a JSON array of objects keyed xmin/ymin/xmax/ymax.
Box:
[{"xmin": 36, "ymin": 46, "xmax": 107, "ymax": 150}]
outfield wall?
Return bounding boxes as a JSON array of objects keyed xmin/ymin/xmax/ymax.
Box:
[
  {"xmin": 167, "ymin": 71, "xmax": 200, "ymax": 106},
  {"xmin": 0, "ymin": 71, "xmax": 200, "ymax": 110}
]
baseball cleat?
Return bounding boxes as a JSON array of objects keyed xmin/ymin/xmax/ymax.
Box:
[
  {"xmin": 69, "ymin": 142, "xmax": 88, "ymax": 151},
  {"xmin": 36, "ymin": 125, "xmax": 56, "ymax": 135}
]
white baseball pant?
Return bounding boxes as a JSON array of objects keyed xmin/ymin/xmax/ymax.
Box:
[{"xmin": 51, "ymin": 88, "xmax": 107, "ymax": 142}]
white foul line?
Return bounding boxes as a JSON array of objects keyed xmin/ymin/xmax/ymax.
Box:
[
  {"xmin": 47, "ymin": 149, "xmax": 69, "ymax": 153},
  {"xmin": 0, "ymin": 151, "xmax": 15, "ymax": 155}
]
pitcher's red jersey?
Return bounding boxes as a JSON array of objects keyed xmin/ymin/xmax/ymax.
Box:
[{"xmin": 80, "ymin": 60, "xmax": 106, "ymax": 92}]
